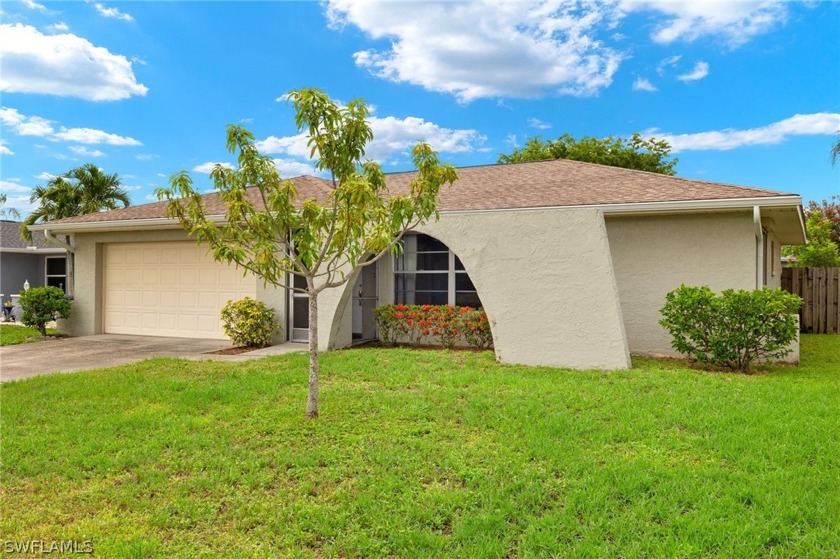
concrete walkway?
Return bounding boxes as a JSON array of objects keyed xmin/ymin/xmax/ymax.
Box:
[{"xmin": 0, "ymin": 334, "xmax": 307, "ymax": 382}]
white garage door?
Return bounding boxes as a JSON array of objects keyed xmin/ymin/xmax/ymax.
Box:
[{"xmin": 104, "ymin": 242, "xmax": 256, "ymax": 339}]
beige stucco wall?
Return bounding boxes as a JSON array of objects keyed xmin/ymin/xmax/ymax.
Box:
[
  {"xmin": 605, "ymin": 211, "xmax": 759, "ymax": 356},
  {"xmin": 62, "ymin": 229, "xmax": 287, "ymax": 340},
  {"xmin": 762, "ymin": 219, "xmax": 782, "ymax": 289},
  {"xmin": 320, "ymin": 208, "xmax": 631, "ymax": 370}
]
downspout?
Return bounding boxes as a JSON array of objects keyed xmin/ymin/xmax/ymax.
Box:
[
  {"xmin": 44, "ymin": 228, "xmax": 75, "ymax": 298},
  {"xmin": 753, "ymin": 206, "xmax": 763, "ymax": 289}
]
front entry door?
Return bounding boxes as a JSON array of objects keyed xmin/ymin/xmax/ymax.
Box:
[
  {"xmin": 352, "ymin": 262, "xmax": 378, "ymax": 343},
  {"xmin": 289, "ymin": 274, "xmax": 309, "ymax": 343}
]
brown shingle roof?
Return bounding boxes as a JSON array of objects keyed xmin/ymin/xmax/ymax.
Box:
[{"xmin": 41, "ymin": 159, "xmax": 795, "ymax": 226}]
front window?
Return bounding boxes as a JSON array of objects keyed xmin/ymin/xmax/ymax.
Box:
[
  {"xmin": 45, "ymin": 256, "xmax": 67, "ymax": 293},
  {"xmin": 394, "ymin": 234, "xmax": 482, "ymax": 307}
]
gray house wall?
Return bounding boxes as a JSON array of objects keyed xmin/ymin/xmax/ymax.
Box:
[{"xmin": 0, "ymin": 253, "xmax": 46, "ymax": 298}]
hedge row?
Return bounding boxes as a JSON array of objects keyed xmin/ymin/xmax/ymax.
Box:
[{"xmin": 374, "ymin": 304, "xmax": 493, "ymax": 349}]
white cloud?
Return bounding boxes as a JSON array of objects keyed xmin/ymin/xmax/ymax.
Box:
[
  {"xmin": 0, "ymin": 107, "xmax": 54, "ymax": 136},
  {"xmin": 123, "ymin": 184, "xmax": 143, "ymax": 191},
  {"xmin": 47, "ymin": 22, "xmax": 70, "ymax": 32},
  {"xmin": 677, "ymin": 61, "xmax": 709, "ymax": 82},
  {"xmin": 0, "ymin": 140, "xmax": 13, "ymax": 156},
  {"xmin": 35, "ymin": 172, "xmax": 56, "ymax": 180},
  {"xmin": 135, "ymin": 154, "xmax": 158, "ymax": 161},
  {"xmin": 21, "ymin": 0, "xmax": 47, "ymax": 11},
  {"xmin": 192, "ymin": 162, "xmax": 234, "ymax": 174},
  {"xmin": 53, "ymin": 127, "xmax": 141, "ymax": 145},
  {"xmin": 633, "ymin": 76, "xmax": 657, "ymax": 92},
  {"xmin": 272, "ymin": 159, "xmax": 317, "ymax": 177},
  {"xmin": 624, "ymin": 1, "xmax": 788, "ymax": 47},
  {"xmin": 257, "ymin": 115, "xmax": 486, "ymax": 164},
  {"xmin": 656, "ymin": 54, "xmax": 681, "ymax": 76},
  {"xmin": 528, "ymin": 118, "xmax": 553, "ymax": 130},
  {"xmin": 326, "ymin": 1, "xmax": 622, "ymax": 102},
  {"xmin": 156, "ymin": 173, "xmax": 166, "ymax": 178},
  {"xmin": 650, "ymin": 112, "xmax": 840, "ymax": 152},
  {"xmin": 0, "ymin": 180, "xmax": 32, "ymax": 194},
  {"xmin": 2, "ymin": 107, "xmax": 142, "ymax": 148},
  {"xmin": 93, "ymin": 2, "xmax": 134, "ymax": 22},
  {"xmin": 505, "ymin": 134, "xmax": 519, "ymax": 148},
  {"xmin": 0, "ymin": 23, "xmax": 147, "ymax": 101},
  {"xmin": 68, "ymin": 145, "xmax": 106, "ymax": 157}
]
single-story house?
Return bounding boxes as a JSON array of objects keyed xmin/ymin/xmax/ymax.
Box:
[
  {"xmin": 1, "ymin": 220, "xmax": 68, "ymax": 311},
  {"xmin": 29, "ymin": 159, "xmax": 806, "ymax": 370}
]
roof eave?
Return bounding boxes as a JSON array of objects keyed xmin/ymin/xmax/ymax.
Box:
[{"xmin": 28, "ymin": 195, "xmax": 804, "ymax": 235}]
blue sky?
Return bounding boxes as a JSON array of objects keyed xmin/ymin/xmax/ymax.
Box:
[{"xmin": 1, "ymin": 0, "xmax": 838, "ymax": 216}]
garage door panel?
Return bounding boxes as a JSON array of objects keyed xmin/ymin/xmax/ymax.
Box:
[{"xmin": 105, "ymin": 242, "xmax": 256, "ymax": 339}]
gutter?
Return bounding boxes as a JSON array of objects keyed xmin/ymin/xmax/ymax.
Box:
[
  {"xmin": 45, "ymin": 228, "xmax": 76, "ymax": 299},
  {"xmin": 754, "ymin": 206, "xmax": 764, "ymax": 289},
  {"xmin": 44, "ymin": 228, "xmax": 75, "ymax": 253}
]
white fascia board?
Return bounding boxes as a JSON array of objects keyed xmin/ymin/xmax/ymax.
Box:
[
  {"xmin": 438, "ymin": 195, "xmax": 804, "ymax": 216},
  {"xmin": 0, "ymin": 247, "xmax": 67, "ymax": 254},
  {"xmin": 27, "ymin": 195, "xmax": 804, "ymax": 232},
  {"xmin": 27, "ymin": 215, "xmax": 227, "ymax": 233}
]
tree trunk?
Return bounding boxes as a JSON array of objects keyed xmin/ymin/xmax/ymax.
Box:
[{"xmin": 306, "ymin": 289, "xmax": 319, "ymax": 418}]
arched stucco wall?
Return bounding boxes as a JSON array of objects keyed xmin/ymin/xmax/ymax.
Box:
[{"xmin": 319, "ymin": 207, "xmax": 631, "ymax": 370}]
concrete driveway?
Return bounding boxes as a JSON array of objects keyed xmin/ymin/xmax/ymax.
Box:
[{"xmin": 0, "ymin": 334, "xmax": 306, "ymax": 382}]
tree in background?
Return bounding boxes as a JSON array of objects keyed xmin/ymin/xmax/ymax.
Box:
[
  {"xmin": 783, "ymin": 209, "xmax": 840, "ymax": 268},
  {"xmin": 21, "ymin": 164, "xmax": 131, "ymax": 296},
  {"xmin": 498, "ymin": 132, "xmax": 678, "ymax": 175},
  {"xmin": 831, "ymin": 135, "xmax": 839, "ymax": 166},
  {"xmin": 806, "ymin": 196, "xmax": 839, "ymax": 250},
  {"xmin": 22, "ymin": 164, "xmax": 130, "ymax": 241},
  {"xmin": 0, "ymin": 193, "xmax": 21, "ymax": 220},
  {"xmin": 158, "ymin": 88, "xmax": 457, "ymax": 418}
]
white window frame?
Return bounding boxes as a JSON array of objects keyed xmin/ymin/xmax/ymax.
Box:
[
  {"xmin": 393, "ymin": 234, "xmax": 480, "ymax": 307},
  {"xmin": 45, "ymin": 256, "xmax": 67, "ymax": 292}
]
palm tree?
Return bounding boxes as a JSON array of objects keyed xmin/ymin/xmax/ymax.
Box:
[
  {"xmin": 67, "ymin": 163, "xmax": 131, "ymax": 214},
  {"xmin": 21, "ymin": 164, "xmax": 131, "ymax": 296},
  {"xmin": 832, "ymin": 136, "xmax": 840, "ymax": 166},
  {"xmin": 21, "ymin": 165, "xmax": 131, "ymax": 241}
]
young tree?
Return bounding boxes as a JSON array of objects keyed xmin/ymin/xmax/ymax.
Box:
[
  {"xmin": 498, "ymin": 132, "xmax": 678, "ymax": 175},
  {"xmin": 157, "ymin": 88, "xmax": 457, "ymax": 418}
]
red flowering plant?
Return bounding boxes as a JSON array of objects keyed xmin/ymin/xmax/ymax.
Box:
[
  {"xmin": 373, "ymin": 304, "xmax": 493, "ymax": 349},
  {"xmin": 460, "ymin": 307, "xmax": 494, "ymax": 349},
  {"xmin": 430, "ymin": 304, "xmax": 459, "ymax": 348},
  {"xmin": 374, "ymin": 304, "xmax": 411, "ymax": 346}
]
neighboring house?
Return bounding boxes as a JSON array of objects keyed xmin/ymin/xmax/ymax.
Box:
[
  {"xmin": 1, "ymin": 220, "xmax": 68, "ymax": 303},
  {"xmin": 29, "ymin": 159, "xmax": 806, "ymax": 370}
]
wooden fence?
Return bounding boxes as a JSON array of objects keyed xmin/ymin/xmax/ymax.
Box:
[{"xmin": 781, "ymin": 267, "xmax": 840, "ymax": 334}]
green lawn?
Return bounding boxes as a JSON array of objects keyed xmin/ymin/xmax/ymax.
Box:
[
  {"xmin": 0, "ymin": 324, "xmax": 57, "ymax": 346},
  {"xmin": 1, "ymin": 336, "xmax": 838, "ymax": 558}
]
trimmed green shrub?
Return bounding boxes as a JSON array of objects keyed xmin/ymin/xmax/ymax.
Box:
[
  {"xmin": 659, "ymin": 285, "xmax": 801, "ymax": 372},
  {"xmin": 19, "ymin": 286, "xmax": 72, "ymax": 336},
  {"xmin": 220, "ymin": 298, "xmax": 279, "ymax": 348}
]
